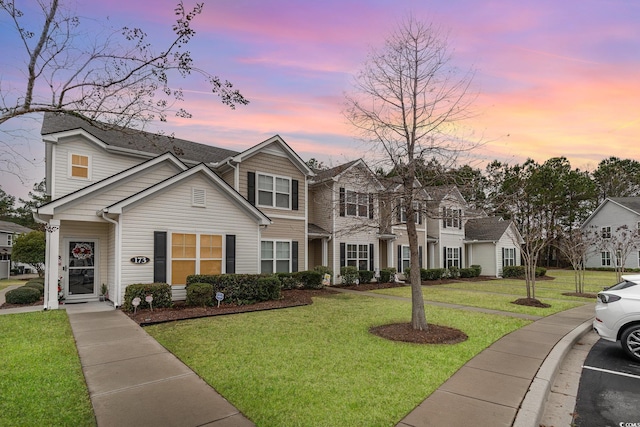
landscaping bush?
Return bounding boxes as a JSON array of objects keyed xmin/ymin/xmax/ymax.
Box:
[
  {"xmin": 186, "ymin": 274, "xmax": 281, "ymax": 305},
  {"xmin": 358, "ymin": 270, "xmax": 375, "ymax": 284},
  {"xmin": 313, "ymin": 265, "xmax": 333, "ymax": 277},
  {"xmin": 471, "ymin": 265, "xmax": 482, "ymax": 276},
  {"xmin": 340, "ymin": 266, "xmax": 359, "ymax": 285},
  {"xmin": 419, "ymin": 268, "xmax": 444, "ymax": 280},
  {"xmin": 123, "ymin": 283, "xmax": 172, "ymax": 312},
  {"xmin": 536, "ymin": 267, "xmax": 547, "ymax": 277},
  {"xmin": 27, "ymin": 278, "xmax": 44, "ymax": 285},
  {"xmin": 5, "ymin": 286, "xmax": 41, "ymax": 304},
  {"xmin": 447, "ymin": 266, "xmax": 460, "ymax": 279},
  {"xmin": 296, "ymin": 270, "xmax": 324, "ymax": 289},
  {"xmin": 186, "ymin": 282, "xmax": 213, "ymax": 307},
  {"xmin": 277, "ymin": 273, "xmax": 303, "ymax": 290},
  {"xmin": 379, "ymin": 268, "xmax": 396, "ymax": 283},
  {"xmin": 502, "ymin": 266, "xmax": 547, "ymax": 278},
  {"xmin": 459, "ymin": 268, "xmax": 477, "ymax": 278},
  {"xmin": 23, "ymin": 282, "xmax": 44, "ymax": 296}
]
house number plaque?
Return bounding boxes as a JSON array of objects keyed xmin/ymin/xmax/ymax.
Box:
[{"xmin": 130, "ymin": 256, "xmax": 150, "ymax": 264}]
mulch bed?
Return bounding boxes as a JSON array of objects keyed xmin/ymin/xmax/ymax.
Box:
[
  {"xmin": 370, "ymin": 323, "xmax": 468, "ymax": 344},
  {"xmin": 511, "ymin": 298, "xmax": 551, "ymax": 308},
  {"xmin": 1, "ymin": 298, "xmax": 44, "ymax": 309}
]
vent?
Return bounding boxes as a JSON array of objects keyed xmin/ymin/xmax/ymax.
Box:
[{"xmin": 192, "ymin": 188, "xmax": 206, "ymax": 207}]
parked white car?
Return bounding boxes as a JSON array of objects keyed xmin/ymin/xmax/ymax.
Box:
[{"xmin": 593, "ymin": 274, "xmax": 640, "ymax": 362}]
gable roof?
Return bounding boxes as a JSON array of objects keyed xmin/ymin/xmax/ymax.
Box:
[
  {"xmin": 0, "ymin": 220, "xmax": 32, "ymax": 234},
  {"xmin": 36, "ymin": 152, "xmax": 188, "ymax": 216},
  {"xmin": 310, "ymin": 159, "xmax": 383, "ymax": 189},
  {"xmin": 581, "ymin": 197, "xmax": 640, "ymax": 229},
  {"xmin": 222, "ymin": 135, "xmax": 313, "ymax": 176},
  {"xmin": 102, "ymin": 163, "xmax": 271, "ymax": 226},
  {"xmin": 465, "ymin": 217, "xmax": 511, "ymax": 241},
  {"xmin": 424, "ymin": 185, "xmax": 467, "ymax": 205},
  {"xmin": 42, "ymin": 112, "xmax": 239, "ymax": 164}
]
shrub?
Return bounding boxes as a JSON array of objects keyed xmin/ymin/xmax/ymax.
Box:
[
  {"xmin": 27, "ymin": 278, "xmax": 45, "ymax": 285},
  {"xmin": 5, "ymin": 286, "xmax": 41, "ymax": 304},
  {"xmin": 277, "ymin": 273, "xmax": 303, "ymax": 290},
  {"xmin": 23, "ymin": 282, "xmax": 44, "ymax": 296},
  {"xmin": 422, "ymin": 268, "xmax": 446, "ymax": 280},
  {"xmin": 379, "ymin": 268, "xmax": 396, "ymax": 283},
  {"xmin": 313, "ymin": 265, "xmax": 333, "ymax": 277},
  {"xmin": 296, "ymin": 271, "xmax": 324, "ymax": 289},
  {"xmin": 459, "ymin": 268, "xmax": 476, "ymax": 278},
  {"xmin": 502, "ymin": 266, "xmax": 524, "ymax": 278},
  {"xmin": 340, "ymin": 266, "xmax": 358, "ymax": 285},
  {"xmin": 471, "ymin": 265, "xmax": 482, "ymax": 276},
  {"xmin": 536, "ymin": 267, "xmax": 547, "ymax": 277},
  {"xmin": 186, "ymin": 282, "xmax": 213, "ymax": 307},
  {"xmin": 447, "ymin": 266, "xmax": 460, "ymax": 279},
  {"xmin": 358, "ymin": 270, "xmax": 375, "ymax": 284},
  {"xmin": 186, "ymin": 274, "xmax": 281, "ymax": 305},
  {"xmin": 123, "ymin": 283, "xmax": 172, "ymax": 312}
]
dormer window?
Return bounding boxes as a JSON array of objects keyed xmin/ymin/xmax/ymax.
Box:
[
  {"xmin": 443, "ymin": 208, "xmax": 462, "ymax": 229},
  {"xmin": 70, "ymin": 153, "xmax": 90, "ymax": 179}
]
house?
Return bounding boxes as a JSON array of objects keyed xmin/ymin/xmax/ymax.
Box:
[
  {"xmin": 35, "ymin": 113, "xmax": 311, "ymax": 309},
  {"xmin": 309, "ymin": 159, "xmax": 385, "ymax": 283},
  {"xmin": 0, "ymin": 220, "xmax": 33, "ymax": 279},
  {"xmin": 581, "ymin": 197, "xmax": 640, "ymax": 269},
  {"xmin": 464, "ymin": 216, "xmax": 523, "ymax": 277}
]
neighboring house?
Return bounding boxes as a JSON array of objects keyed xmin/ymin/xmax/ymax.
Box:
[
  {"xmin": 0, "ymin": 220, "xmax": 33, "ymax": 279},
  {"xmin": 465, "ymin": 217, "xmax": 523, "ymax": 277},
  {"xmin": 378, "ymin": 176, "xmax": 430, "ymax": 276},
  {"xmin": 581, "ymin": 197, "xmax": 640, "ymax": 269},
  {"xmin": 309, "ymin": 159, "xmax": 384, "ymax": 283}
]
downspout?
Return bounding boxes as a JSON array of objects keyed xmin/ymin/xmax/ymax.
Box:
[{"xmin": 100, "ymin": 211, "xmax": 121, "ymax": 307}]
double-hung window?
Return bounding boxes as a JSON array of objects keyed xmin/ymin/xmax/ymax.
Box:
[
  {"xmin": 446, "ymin": 247, "xmax": 461, "ymax": 268},
  {"xmin": 171, "ymin": 233, "xmax": 223, "ymax": 285},
  {"xmin": 503, "ymin": 248, "xmax": 516, "ymax": 267},
  {"xmin": 346, "ymin": 243, "xmax": 369, "ymax": 270},
  {"xmin": 401, "ymin": 245, "xmax": 411, "ymax": 271},
  {"xmin": 345, "ymin": 190, "xmax": 370, "ymax": 217},
  {"xmin": 601, "ymin": 251, "xmax": 611, "ymax": 266},
  {"xmin": 601, "ymin": 226, "xmax": 611, "ymax": 239},
  {"xmin": 7, "ymin": 234, "xmax": 12, "ymax": 247},
  {"xmin": 70, "ymin": 153, "xmax": 90, "ymax": 179},
  {"xmin": 261, "ymin": 241, "xmax": 291, "ymax": 273},
  {"xmin": 258, "ymin": 173, "xmax": 290, "ymax": 209}
]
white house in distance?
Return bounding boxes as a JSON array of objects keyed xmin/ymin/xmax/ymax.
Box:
[
  {"xmin": 581, "ymin": 197, "xmax": 640, "ymax": 269},
  {"xmin": 464, "ymin": 217, "xmax": 523, "ymax": 277},
  {"xmin": 0, "ymin": 220, "xmax": 33, "ymax": 279}
]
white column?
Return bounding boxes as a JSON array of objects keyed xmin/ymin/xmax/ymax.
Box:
[
  {"xmin": 45, "ymin": 220, "xmax": 61, "ymax": 310},
  {"xmin": 387, "ymin": 240, "xmax": 393, "ymax": 269},
  {"xmin": 322, "ymin": 238, "xmax": 328, "ymax": 266}
]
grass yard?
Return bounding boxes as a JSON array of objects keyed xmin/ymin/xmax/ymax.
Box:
[
  {"xmin": 0, "ymin": 279, "xmax": 24, "ymax": 291},
  {"xmin": 0, "ymin": 311, "xmax": 95, "ymax": 427},
  {"xmin": 147, "ymin": 292, "xmax": 529, "ymax": 427}
]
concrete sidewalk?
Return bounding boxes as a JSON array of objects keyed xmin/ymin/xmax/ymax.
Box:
[
  {"xmin": 396, "ymin": 303, "xmax": 594, "ymax": 427},
  {"xmin": 65, "ymin": 303, "xmax": 254, "ymax": 427}
]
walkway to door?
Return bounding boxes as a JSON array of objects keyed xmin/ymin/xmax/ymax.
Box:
[{"xmin": 65, "ymin": 303, "xmax": 254, "ymax": 427}]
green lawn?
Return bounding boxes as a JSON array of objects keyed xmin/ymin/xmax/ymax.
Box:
[
  {"xmin": 0, "ymin": 311, "xmax": 95, "ymax": 427},
  {"xmin": 0, "ymin": 279, "xmax": 24, "ymax": 291},
  {"xmin": 147, "ymin": 292, "xmax": 529, "ymax": 427}
]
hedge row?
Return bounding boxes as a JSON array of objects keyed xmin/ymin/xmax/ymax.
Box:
[
  {"xmin": 502, "ymin": 266, "xmax": 547, "ymax": 278},
  {"xmin": 5, "ymin": 286, "xmax": 41, "ymax": 304},
  {"xmin": 186, "ymin": 274, "xmax": 281, "ymax": 306},
  {"xmin": 339, "ymin": 266, "xmax": 378, "ymax": 285},
  {"xmin": 123, "ymin": 283, "xmax": 173, "ymax": 312},
  {"xmin": 405, "ymin": 265, "xmax": 482, "ymax": 281}
]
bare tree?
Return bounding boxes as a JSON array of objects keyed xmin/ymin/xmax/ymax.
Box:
[
  {"xmin": 344, "ymin": 16, "xmax": 478, "ymax": 330},
  {"xmin": 590, "ymin": 225, "xmax": 640, "ymax": 282},
  {"xmin": 0, "ymin": 0, "xmax": 247, "ymax": 129},
  {"xmin": 556, "ymin": 228, "xmax": 591, "ymax": 294}
]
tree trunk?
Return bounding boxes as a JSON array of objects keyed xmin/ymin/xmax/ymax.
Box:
[{"xmin": 406, "ymin": 202, "xmax": 428, "ymax": 330}]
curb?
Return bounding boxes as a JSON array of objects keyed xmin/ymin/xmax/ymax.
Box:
[{"xmin": 512, "ymin": 317, "xmax": 594, "ymax": 427}]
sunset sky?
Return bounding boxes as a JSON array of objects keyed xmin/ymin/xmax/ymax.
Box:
[{"xmin": 2, "ymin": 0, "xmax": 639, "ymax": 200}]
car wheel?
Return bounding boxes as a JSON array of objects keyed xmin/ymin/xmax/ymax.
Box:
[{"xmin": 621, "ymin": 324, "xmax": 640, "ymax": 362}]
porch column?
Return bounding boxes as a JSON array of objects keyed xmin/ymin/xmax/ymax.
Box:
[
  {"xmin": 45, "ymin": 220, "xmax": 61, "ymax": 310},
  {"xmin": 386, "ymin": 240, "xmax": 393, "ymax": 270},
  {"xmin": 322, "ymin": 238, "xmax": 328, "ymax": 266}
]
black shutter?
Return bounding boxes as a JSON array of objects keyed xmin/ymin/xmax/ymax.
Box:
[
  {"xmin": 419, "ymin": 246, "xmax": 423, "ymax": 268},
  {"xmin": 340, "ymin": 243, "xmax": 346, "ymax": 267},
  {"xmin": 443, "ymin": 246, "xmax": 447, "ymax": 268},
  {"xmin": 153, "ymin": 231, "xmax": 167, "ymax": 283},
  {"xmin": 292, "ymin": 241, "xmax": 299, "ymax": 272},
  {"xmin": 397, "ymin": 200, "xmax": 402, "ymax": 223},
  {"xmin": 339, "ymin": 188, "xmax": 345, "ymax": 216},
  {"xmin": 460, "ymin": 246, "xmax": 463, "ymax": 267},
  {"xmin": 292, "ymin": 180, "xmax": 299, "ymax": 211},
  {"xmin": 397, "ymin": 245, "xmax": 402, "ymax": 272},
  {"xmin": 369, "ymin": 243, "xmax": 374, "ymax": 271},
  {"xmin": 502, "ymin": 247, "xmax": 505, "ymax": 268},
  {"xmin": 418, "ymin": 203, "xmax": 422, "ymax": 224},
  {"xmin": 226, "ymin": 235, "xmax": 236, "ymax": 274},
  {"xmin": 247, "ymin": 172, "xmax": 256, "ymax": 205},
  {"xmin": 443, "ymin": 207, "xmax": 447, "ymax": 228},
  {"xmin": 369, "ymin": 194, "xmax": 374, "ymax": 219},
  {"xmin": 458, "ymin": 210, "xmax": 462, "ymax": 229}
]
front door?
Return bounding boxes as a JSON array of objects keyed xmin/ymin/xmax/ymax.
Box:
[{"xmin": 65, "ymin": 240, "xmax": 98, "ymax": 300}]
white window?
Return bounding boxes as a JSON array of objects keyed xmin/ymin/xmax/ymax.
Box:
[
  {"xmin": 401, "ymin": 245, "xmax": 411, "ymax": 272},
  {"xmin": 69, "ymin": 153, "xmax": 90, "ymax": 179},
  {"xmin": 171, "ymin": 233, "xmax": 223, "ymax": 285},
  {"xmin": 346, "ymin": 190, "xmax": 370, "ymax": 218},
  {"xmin": 601, "ymin": 251, "xmax": 611, "ymax": 266},
  {"xmin": 7, "ymin": 234, "xmax": 12, "ymax": 246},
  {"xmin": 446, "ymin": 247, "xmax": 461, "ymax": 268},
  {"xmin": 346, "ymin": 243, "xmax": 369, "ymax": 270},
  {"xmin": 400, "ymin": 200, "xmax": 421, "ymax": 224},
  {"xmin": 444, "ymin": 208, "xmax": 461, "ymax": 228},
  {"xmin": 261, "ymin": 240, "xmax": 291, "ymax": 273},
  {"xmin": 503, "ymin": 248, "xmax": 516, "ymax": 267},
  {"xmin": 258, "ymin": 173, "xmax": 290, "ymax": 209},
  {"xmin": 601, "ymin": 226, "xmax": 611, "ymax": 239}
]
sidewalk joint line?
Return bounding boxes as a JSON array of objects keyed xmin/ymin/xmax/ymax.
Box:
[{"xmin": 90, "ymin": 372, "xmax": 196, "ymax": 397}]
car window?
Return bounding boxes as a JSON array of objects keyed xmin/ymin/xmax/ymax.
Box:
[{"xmin": 607, "ymin": 280, "xmax": 638, "ymax": 291}]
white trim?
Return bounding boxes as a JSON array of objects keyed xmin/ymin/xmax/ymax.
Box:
[
  {"xmin": 68, "ymin": 152, "xmax": 92, "ymax": 181},
  {"xmin": 226, "ymin": 135, "xmax": 313, "ymax": 176},
  {"xmin": 63, "ymin": 238, "xmax": 100, "ymax": 301},
  {"xmin": 260, "ymin": 239, "xmax": 292, "ymax": 274},
  {"xmin": 168, "ymin": 231, "xmax": 226, "ymax": 285}
]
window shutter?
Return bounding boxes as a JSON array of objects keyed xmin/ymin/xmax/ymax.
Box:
[
  {"xmin": 339, "ymin": 188, "xmax": 345, "ymax": 217},
  {"xmin": 502, "ymin": 247, "xmax": 505, "ymax": 268},
  {"xmin": 369, "ymin": 243, "xmax": 374, "ymax": 271},
  {"xmin": 247, "ymin": 172, "xmax": 256, "ymax": 205},
  {"xmin": 340, "ymin": 243, "xmax": 346, "ymax": 267},
  {"xmin": 460, "ymin": 246, "xmax": 463, "ymax": 267},
  {"xmin": 458, "ymin": 210, "xmax": 462, "ymax": 229},
  {"xmin": 443, "ymin": 207, "xmax": 447, "ymax": 228},
  {"xmin": 397, "ymin": 245, "xmax": 402, "ymax": 272},
  {"xmin": 419, "ymin": 246, "xmax": 423, "ymax": 268},
  {"xmin": 154, "ymin": 232, "xmax": 167, "ymax": 283},
  {"xmin": 443, "ymin": 246, "xmax": 447, "ymax": 268},
  {"xmin": 369, "ymin": 194, "xmax": 374, "ymax": 219},
  {"xmin": 417, "ymin": 203, "xmax": 422, "ymax": 224},
  {"xmin": 226, "ymin": 235, "xmax": 236, "ymax": 274},
  {"xmin": 292, "ymin": 180, "xmax": 299, "ymax": 211},
  {"xmin": 292, "ymin": 241, "xmax": 299, "ymax": 272},
  {"xmin": 397, "ymin": 200, "xmax": 402, "ymax": 223}
]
